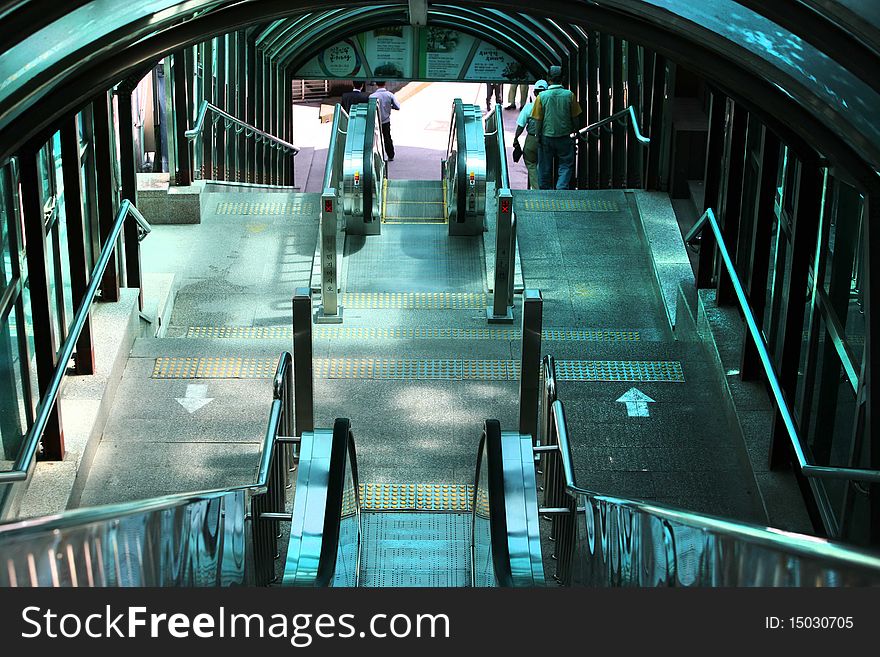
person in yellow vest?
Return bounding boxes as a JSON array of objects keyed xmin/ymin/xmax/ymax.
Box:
[
  {"xmin": 512, "ymin": 80, "xmax": 548, "ymax": 190},
  {"xmin": 530, "ymin": 66, "xmax": 582, "ymax": 189}
]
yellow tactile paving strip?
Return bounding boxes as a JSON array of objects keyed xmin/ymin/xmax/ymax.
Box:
[
  {"xmin": 555, "ymin": 359, "xmax": 684, "ymax": 382},
  {"xmin": 340, "ymin": 292, "xmax": 486, "ymax": 309},
  {"xmin": 215, "ymin": 201, "xmax": 317, "ymax": 215},
  {"xmin": 152, "ymin": 356, "xmax": 277, "ymax": 379},
  {"xmin": 152, "ymin": 357, "xmax": 684, "ymax": 381},
  {"xmin": 359, "ymin": 483, "xmax": 474, "ymax": 511},
  {"xmin": 185, "ymin": 326, "xmax": 641, "ymax": 341},
  {"xmin": 520, "ymin": 198, "xmax": 619, "ymax": 212}
]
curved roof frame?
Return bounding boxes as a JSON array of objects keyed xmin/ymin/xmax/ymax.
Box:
[
  {"xmin": 0, "ymin": 0, "xmax": 877, "ymax": 188},
  {"xmin": 259, "ymin": 5, "xmax": 557, "ymax": 76}
]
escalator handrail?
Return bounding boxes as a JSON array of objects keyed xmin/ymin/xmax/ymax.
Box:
[
  {"xmin": 473, "ymin": 420, "xmax": 515, "ymax": 587},
  {"xmin": 541, "ymin": 355, "xmax": 880, "ymax": 572},
  {"xmin": 323, "ymin": 103, "xmax": 349, "ymax": 192},
  {"xmin": 485, "ymin": 104, "xmax": 509, "ymax": 190},
  {"xmin": 446, "ymin": 98, "xmax": 469, "ymax": 222},
  {"xmin": 314, "ymin": 418, "xmax": 360, "ymax": 587},
  {"xmin": 0, "ymin": 352, "xmax": 291, "ymax": 536},
  {"xmin": 360, "ymin": 97, "xmax": 383, "ymax": 223}
]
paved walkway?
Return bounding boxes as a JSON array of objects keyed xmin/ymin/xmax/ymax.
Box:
[{"xmin": 78, "ymin": 82, "xmax": 763, "ymax": 528}]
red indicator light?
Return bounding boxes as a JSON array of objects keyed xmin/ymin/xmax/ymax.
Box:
[
  {"xmin": 324, "ymin": 199, "xmax": 333, "ymax": 212},
  {"xmin": 501, "ymin": 199, "xmax": 510, "ymax": 214}
]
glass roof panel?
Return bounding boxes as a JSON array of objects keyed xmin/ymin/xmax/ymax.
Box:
[
  {"xmin": 0, "ymin": 0, "xmax": 188, "ymax": 100},
  {"xmin": 641, "ymin": 0, "xmax": 880, "ymax": 159}
]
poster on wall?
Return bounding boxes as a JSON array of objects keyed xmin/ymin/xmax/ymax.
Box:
[
  {"xmin": 294, "ymin": 26, "xmax": 531, "ymax": 82},
  {"xmin": 363, "ymin": 26, "xmax": 414, "ymax": 78}
]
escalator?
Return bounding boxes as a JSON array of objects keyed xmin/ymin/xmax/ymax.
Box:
[
  {"xmin": 282, "ymin": 418, "xmax": 544, "ymax": 587},
  {"xmin": 1, "ymin": 347, "xmax": 879, "ymax": 587}
]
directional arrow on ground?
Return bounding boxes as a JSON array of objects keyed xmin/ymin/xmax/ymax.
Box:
[
  {"xmin": 176, "ymin": 383, "xmax": 214, "ymax": 414},
  {"xmin": 616, "ymin": 387, "xmax": 655, "ymax": 417}
]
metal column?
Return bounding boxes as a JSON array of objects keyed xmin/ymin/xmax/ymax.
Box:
[
  {"xmin": 60, "ymin": 116, "xmax": 95, "ymax": 375},
  {"xmin": 315, "ymin": 189, "xmax": 343, "ymax": 324},
  {"xmin": 19, "ymin": 146, "xmax": 65, "ymax": 460},
  {"xmin": 487, "ymin": 188, "xmax": 515, "ymax": 323}
]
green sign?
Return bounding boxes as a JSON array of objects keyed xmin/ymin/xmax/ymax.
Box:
[{"xmin": 295, "ymin": 26, "xmax": 530, "ymax": 82}]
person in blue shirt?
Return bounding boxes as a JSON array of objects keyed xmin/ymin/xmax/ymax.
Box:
[{"xmin": 369, "ymin": 81, "xmax": 400, "ymax": 161}]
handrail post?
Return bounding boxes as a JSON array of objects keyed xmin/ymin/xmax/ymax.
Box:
[
  {"xmin": 487, "ymin": 188, "xmax": 514, "ymax": 323},
  {"xmin": 292, "ymin": 288, "xmax": 314, "ymax": 440},
  {"xmin": 315, "ymin": 188, "xmax": 343, "ymax": 324},
  {"xmin": 518, "ymin": 289, "xmax": 543, "ymax": 443}
]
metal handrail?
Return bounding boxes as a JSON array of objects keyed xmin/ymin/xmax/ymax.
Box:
[
  {"xmin": 186, "ymin": 100, "xmax": 299, "ymax": 154},
  {"xmin": 573, "ymin": 105, "xmax": 650, "ymax": 145},
  {"xmin": 540, "ymin": 355, "xmax": 880, "ymax": 571},
  {"xmin": 685, "ymin": 208, "xmax": 880, "ymax": 484},
  {"xmin": 0, "ymin": 352, "xmax": 292, "ymax": 534},
  {"xmin": 0, "ymin": 200, "xmax": 150, "ymax": 484},
  {"xmin": 322, "ymin": 103, "xmax": 349, "ymax": 192}
]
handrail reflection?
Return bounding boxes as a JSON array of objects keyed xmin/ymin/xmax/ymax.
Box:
[{"xmin": 539, "ymin": 355, "xmax": 880, "ymax": 579}]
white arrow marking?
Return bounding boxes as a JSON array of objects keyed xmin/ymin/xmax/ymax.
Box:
[
  {"xmin": 616, "ymin": 387, "xmax": 655, "ymax": 417},
  {"xmin": 176, "ymin": 383, "xmax": 214, "ymax": 413}
]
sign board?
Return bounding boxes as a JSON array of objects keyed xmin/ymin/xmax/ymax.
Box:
[{"xmin": 294, "ymin": 26, "xmax": 531, "ymax": 82}]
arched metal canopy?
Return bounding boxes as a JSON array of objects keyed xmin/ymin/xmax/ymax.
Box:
[
  {"xmin": 0, "ymin": 0, "xmax": 878, "ymax": 183},
  {"xmin": 253, "ymin": 6, "xmax": 562, "ymax": 77}
]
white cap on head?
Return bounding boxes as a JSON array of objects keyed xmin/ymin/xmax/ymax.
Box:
[{"xmin": 534, "ymin": 79, "xmax": 548, "ymax": 90}]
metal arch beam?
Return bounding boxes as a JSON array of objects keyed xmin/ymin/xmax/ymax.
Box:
[
  {"xmin": 278, "ymin": 8, "xmax": 408, "ymax": 71},
  {"xmin": 275, "ymin": 6, "xmax": 550, "ymax": 77},
  {"xmin": 0, "ymin": 0, "xmax": 877, "ymax": 188},
  {"xmin": 438, "ymin": 7, "xmax": 563, "ymax": 69},
  {"xmin": 424, "ymin": 9, "xmax": 553, "ymax": 73}
]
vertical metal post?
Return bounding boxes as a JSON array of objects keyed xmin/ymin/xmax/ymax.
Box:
[
  {"xmin": 488, "ymin": 188, "xmax": 515, "ymax": 323},
  {"xmin": 644, "ymin": 51, "xmax": 666, "ymax": 190},
  {"xmin": 740, "ymin": 127, "xmax": 780, "ymax": 380},
  {"xmin": 172, "ymin": 50, "xmax": 191, "ymax": 187},
  {"xmin": 245, "ymin": 32, "xmax": 257, "ymax": 183},
  {"xmin": 587, "ymin": 31, "xmax": 600, "ymax": 189},
  {"xmin": 216, "ymin": 35, "xmax": 227, "ymax": 182},
  {"xmin": 93, "ymin": 91, "xmax": 120, "ymax": 302},
  {"xmin": 612, "ymin": 37, "xmax": 626, "ymax": 188},
  {"xmin": 19, "ymin": 146, "xmax": 66, "ymax": 460},
  {"xmin": 696, "ymin": 90, "xmax": 726, "ymax": 289},
  {"xmin": 117, "ymin": 85, "xmax": 144, "ymax": 309},
  {"xmin": 519, "ymin": 290, "xmax": 543, "ymax": 443},
  {"xmin": 292, "ymin": 288, "xmax": 314, "ymax": 438},
  {"xmin": 769, "ymin": 159, "xmax": 822, "ymax": 471},
  {"xmin": 60, "ymin": 116, "xmax": 96, "ymax": 375},
  {"xmin": 314, "ymin": 189, "xmax": 343, "ymax": 323}
]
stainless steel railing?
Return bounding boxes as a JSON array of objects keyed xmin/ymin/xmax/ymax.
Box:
[
  {"xmin": 537, "ymin": 355, "xmax": 880, "ymax": 586},
  {"xmin": 0, "ymin": 352, "xmax": 297, "ymax": 587},
  {"xmin": 185, "ymin": 100, "xmax": 299, "ymax": 185},
  {"xmin": 572, "ymin": 105, "xmax": 650, "ymax": 145},
  {"xmin": 186, "ymin": 100, "xmax": 299, "ymax": 154},
  {"xmin": 685, "ymin": 208, "xmax": 879, "ymax": 535},
  {"xmin": 0, "ymin": 200, "xmax": 150, "ymax": 485}
]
